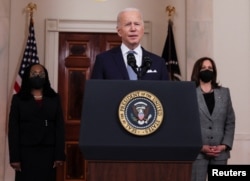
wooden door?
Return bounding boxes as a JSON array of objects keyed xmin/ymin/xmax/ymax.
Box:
[{"xmin": 57, "ymin": 32, "xmax": 121, "ymax": 181}]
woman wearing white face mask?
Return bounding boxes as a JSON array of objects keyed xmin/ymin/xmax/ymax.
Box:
[{"xmin": 190, "ymin": 57, "xmax": 235, "ymax": 181}]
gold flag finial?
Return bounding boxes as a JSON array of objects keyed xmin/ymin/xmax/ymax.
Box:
[
  {"xmin": 166, "ymin": 5, "xmax": 175, "ymax": 17},
  {"xmin": 26, "ymin": 2, "xmax": 37, "ymax": 18}
]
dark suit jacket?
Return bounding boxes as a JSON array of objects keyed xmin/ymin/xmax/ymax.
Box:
[
  {"xmin": 8, "ymin": 94, "xmax": 65, "ymax": 162},
  {"xmin": 91, "ymin": 46, "xmax": 169, "ymax": 80},
  {"xmin": 196, "ymin": 87, "xmax": 235, "ymax": 160}
]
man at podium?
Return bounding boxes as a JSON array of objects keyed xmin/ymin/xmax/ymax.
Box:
[{"xmin": 91, "ymin": 7, "xmax": 169, "ymax": 81}]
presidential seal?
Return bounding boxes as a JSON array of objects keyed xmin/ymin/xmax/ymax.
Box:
[{"xmin": 118, "ymin": 90, "xmax": 164, "ymax": 136}]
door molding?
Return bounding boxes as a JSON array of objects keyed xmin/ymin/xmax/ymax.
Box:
[{"xmin": 45, "ymin": 19, "xmax": 152, "ymax": 90}]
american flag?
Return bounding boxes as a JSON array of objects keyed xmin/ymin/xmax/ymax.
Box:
[
  {"xmin": 13, "ymin": 17, "xmax": 39, "ymax": 93},
  {"xmin": 161, "ymin": 19, "xmax": 182, "ymax": 81}
]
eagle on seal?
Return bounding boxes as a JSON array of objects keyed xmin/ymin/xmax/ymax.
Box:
[{"xmin": 130, "ymin": 101, "xmax": 151, "ymax": 125}]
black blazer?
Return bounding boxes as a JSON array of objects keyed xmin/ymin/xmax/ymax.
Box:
[
  {"xmin": 8, "ymin": 94, "xmax": 65, "ymax": 162},
  {"xmin": 91, "ymin": 46, "xmax": 169, "ymax": 80}
]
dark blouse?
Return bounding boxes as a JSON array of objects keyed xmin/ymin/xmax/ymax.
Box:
[
  {"xmin": 35, "ymin": 99, "xmax": 43, "ymax": 107},
  {"xmin": 203, "ymin": 91, "xmax": 215, "ymax": 114}
]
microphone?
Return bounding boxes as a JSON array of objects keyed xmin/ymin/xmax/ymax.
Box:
[
  {"xmin": 141, "ymin": 55, "xmax": 152, "ymax": 76},
  {"xmin": 127, "ymin": 53, "xmax": 138, "ymax": 75},
  {"xmin": 143, "ymin": 55, "xmax": 152, "ymax": 69}
]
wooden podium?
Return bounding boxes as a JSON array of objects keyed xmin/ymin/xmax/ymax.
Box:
[
  {"xmin": 86, "ymin": 161, "xmax": 192, "ymax": 181},
  {"xmin": 79, "ymin": 80, "xmax": 202, "ymax": 181}
]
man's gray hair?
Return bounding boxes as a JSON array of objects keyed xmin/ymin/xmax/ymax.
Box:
[{"xmin": 117, "ymin": 7, "xmax": 144, "ymax": 27}]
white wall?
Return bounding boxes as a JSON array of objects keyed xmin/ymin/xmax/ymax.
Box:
[
  {"xmin": 213, "ymin": 0, "xmax": 250, "ymax": 164},
  {"xmin": 214, "ymin": 0, "xmax": 250, "ymax": 134},
  {"xmin": 0, "ymin": 0, "xmax": 10, "ymax": 179}
]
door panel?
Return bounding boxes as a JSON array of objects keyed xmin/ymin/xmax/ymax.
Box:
[{"xmin": 57, "ymin": 32, "xmax": 121, "ymax": 181}]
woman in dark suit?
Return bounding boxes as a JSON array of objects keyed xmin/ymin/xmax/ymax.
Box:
[
  {"xmin": 8, "ymin": 63, "xmax": 65, "ymax": 181},
  {"xmin": 190, "ymin": 57, "xmax": 235, "ymax": 181}
]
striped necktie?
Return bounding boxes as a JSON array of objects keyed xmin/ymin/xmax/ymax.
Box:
[{"xmin": 127, "ymin": 50, "xmax": 137, "ymax": 80}]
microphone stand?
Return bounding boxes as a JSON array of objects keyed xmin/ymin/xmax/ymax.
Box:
[
  {"xmin": 138, "ymin": 55, "xmax": 152, "ymax": 79},
  {"xmin": 137, "ymin": 67, "xmax": 142, "ymax": 80},
  {"xmin": 127, "ymin": 53, "xmax": 152, "ymax": 80}
]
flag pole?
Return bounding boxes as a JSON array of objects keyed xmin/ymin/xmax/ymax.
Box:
[
  {"xmin": 162, "ymin": 5, "xmax": 182, "ymax": 81},
  {"xmin": 166, "ymin": 5, "xmax": 175, "ymax": 18},
  {"xmin": 166, "ymin": 6, "xmax": 175, "ymax": 80},
  {"xmin": 166, "ymin": 5, "xmax": 175, "ymax": 26},
  {"xmin": 25, "ymin": 2, "xmax": 37, "ymax": 22},
  {"xmin": 13, "ymin": 2, "xmax": 39, "ymax": 93}
]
